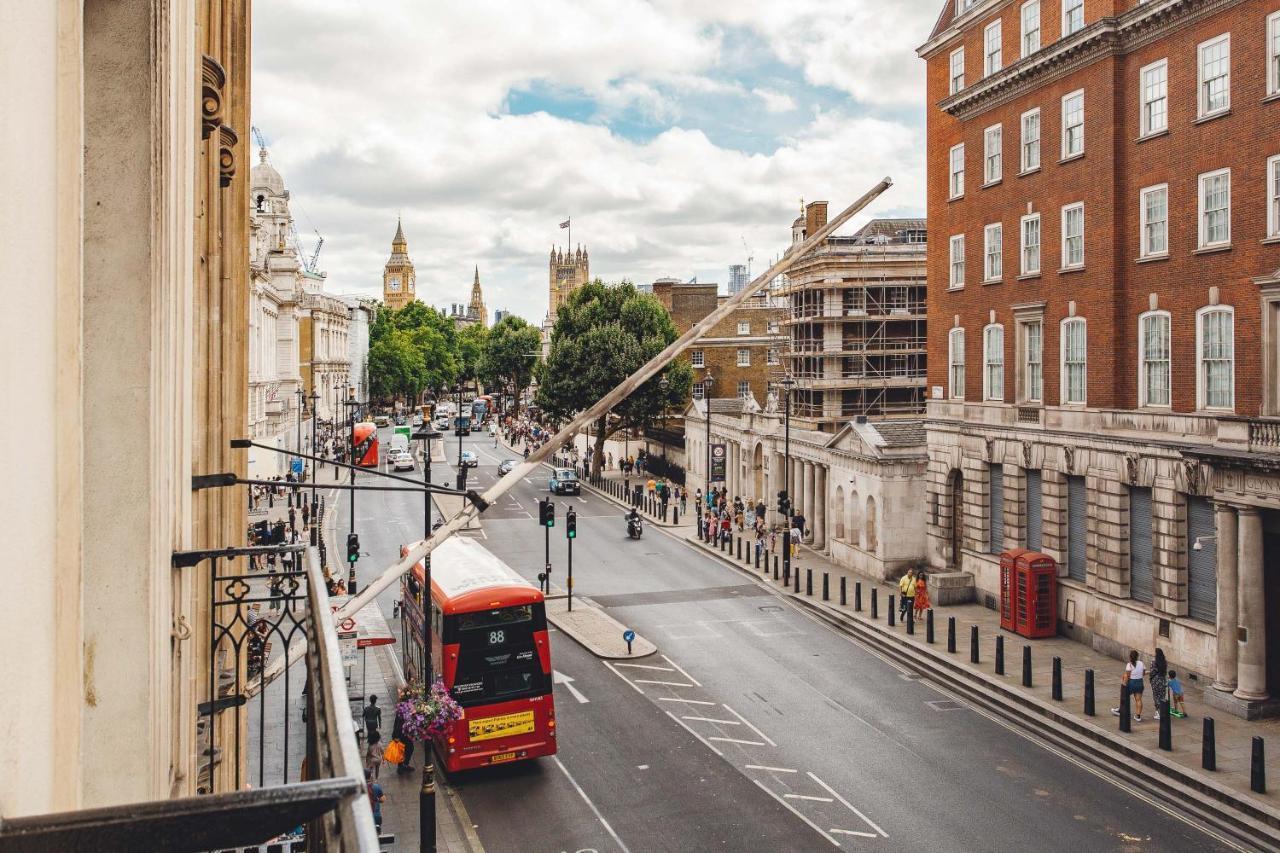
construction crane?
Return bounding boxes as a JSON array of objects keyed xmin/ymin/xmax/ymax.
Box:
[{"xmin": 741, "ymin": 236, "xmax": 753, "ymax": 278}]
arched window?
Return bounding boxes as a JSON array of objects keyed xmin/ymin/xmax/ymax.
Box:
[
  {"xmin": 984, "ymin": 324, "xmax": 1005, "ymax": 401},
  {"xmin": 865, "ymin": 496, "xmax": 878, "ymax": 554},
  {"xmin": 1138, "ymin": 310, "xmax": 1171, "ymax": 407},
  {"xmin": 850, "ymin": 490, "xmax": 862, "ymax": 548},
  {"xmin": 949, "ymin": 328, "xmax": 966, "ymax": 399},
  {"xmin": 1060, "ymin": 317, "xmax": 1087, "ymax": 405},
  {"xmin": 1197, "ymin": 306, "xmax": 1234, "ymax": 410},
  {"xmin": 833, "ymin": 486, "xmax": 846, "ymax": 540}
]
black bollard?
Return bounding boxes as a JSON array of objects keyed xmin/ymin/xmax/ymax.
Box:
[
  {"xmin": 970, "ymin": 625, "xmax": 979, "ymax": 663},
  {"xmin": 806, "ymin": 569, "xmax": 813, "ymax": 597},
  {"xmin": 854, "ymin": 582, "xmax": 862, "ymax": 611},
  {"xmin": 906, "ymin": 603, "xmax": 914, "ymax": 635},
  {"xmin": 1084, "ymin": 669, "xmax": 1095, "ymax": 716},
  {"xmin": 783, "ymin": 561, "xmax": 790, "ymax": 585},
  {"xmin": 1119, "ymin": 684, "xmax": 1131, "ymax": 733},
  {"xmin": 737, "ymin": 537, "xmax": 742, "ymax": 561},
  {"xmin": 774, "ymin": 555, "xmax": 779, "ymax": 580},
  {"xmin": 1051, "ymin": 657, "xmax": 1063, "ymax": 700},
  {"xmin": 926, "ymin": 609, "xmax": 935, "ymax": 643},
  {"xmin": 871, "ymin": 588, "xmax": 879, "ymax": 619},
  {"xmin": 822, "ymin": 572, "xmax": 829, "ymax": 601},
  {"xmin": 1202, "ymin": 718, "xmax": 1216, "ymax": 771},
  {"xmin": 674, "ymin": 506, "xmax": 679, "ymax": 525},
  {"xmin": 840, "ymin": 576, "xmax": 847, "ymax": 606},
  {"xmin": 1022, "ymin": 646, "xmax": 1033, "ymax": 688},
  {"xmin": 995, "ymin": 635, "xmax": 1005, "ymax": 675},
  {"xmin": 794, "ymin": 566, "xmax": 800, "ymax": 594},
  {"xmin": 1252, "ymin": 737, "xmax": 1267, "ymax": 794},
  {"xmin": 755, "ymin": 547, "xmax": 760, "ymax": 570},
  {"xmin": 888, "ymin": 595, "xmax": 896, "ymax": 627},
  {"xmin": 947, "ymin": 616, "xmax": 956, "ymax": 653},
  {"xmin": 1159, "ymin": 699, "xmax": 1172, "ymax": 751}
]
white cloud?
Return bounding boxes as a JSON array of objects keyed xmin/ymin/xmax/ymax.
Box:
[{"xmin": 251, "ymin": 1, "xmax": 928, "ymax": 323}]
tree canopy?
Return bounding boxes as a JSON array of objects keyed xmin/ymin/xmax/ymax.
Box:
[
  {"xmin": 367, "ymin": 302, "xmax": 459, "ymax": 404},
  {"xmin": 479, "ymin": 315, "xmax": 542, "ymax": 408},
  {"xmin": 536, "ymin": 279, "xmax": 691, "ymax": 475}
]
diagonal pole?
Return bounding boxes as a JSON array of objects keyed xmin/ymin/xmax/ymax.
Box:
[{"xmin": 334, "ymin": 177, "xmax": 892, "ymax": 621}]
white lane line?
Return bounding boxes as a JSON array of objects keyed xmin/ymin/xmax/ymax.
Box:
[
  {"xmin": 661, "ymin": 654, "xmax": 703, "ymax": 687},
  {"xmin": 553, "ymin": 756, "xmax": 631, "ymax": 853},
  {"xmin": 655, "ymin": 697, "xmax": 716, "ymax": 706},
  {"xmin": 751, "ymin": 780, "xmax": 840, "ymax": 848},
  {"xmin": 830, "ymin": 829, "xmax": 879, "ymax": 839},
  {"xmin": 680, "ymin": 716, "xmax": 740, "ymax": 725},
  {"xmin": 707, "ymin": 736, "xmax": 766, "ymax": 746},
  {"xmin": 601, "ymin": 661, "xmax": 645, "ymax": 695},
  {"xmin": 785, "ymin": 794, "xmax": 835, "ymax": 803},
  {"xmin": 807, "ymin": 772, "xmax": 888, "ymax": 839},
  {"xmin": 744, "ymin": 765, "xmax": 798, "ymax": 773},
  {"xmin": 722, "ymin": 704, "xmax": 777, "ymax": 747},
  {"xmin": 664, "ymin": 711, "xmax": 722, "ymax": 757},
  {"xmin": 611, "ymin": 663, "xmax": 675, "ymax": 672},
  {"xmin": 632, "ymin": 679, "xmax": 694, "ymax": 688}
]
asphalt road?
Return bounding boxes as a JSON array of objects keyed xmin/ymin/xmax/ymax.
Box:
[{"xmin": 339, "ymin": 425, "xmax": 1235, "ymax": 853}]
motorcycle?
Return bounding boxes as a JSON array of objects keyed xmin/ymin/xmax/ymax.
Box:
[{"xmin": 626, "ymin": 514, "xmax": 643, "ymax": 540}]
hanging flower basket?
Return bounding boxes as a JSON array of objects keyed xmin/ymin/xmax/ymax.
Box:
[{"xmin": 396, "ymin": 677, "xmax": 463, "ymax": 742}]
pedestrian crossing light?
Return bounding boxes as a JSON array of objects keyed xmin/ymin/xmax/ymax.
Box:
[
  {"xmin": 566, "ymin": 507, "xmax": 577, "ymax": 539},
  {"xmin": 776, "ymin": 490, "xmax": 790, "ymax": 515},
  {"xmin": 346, "ymin": 532, "xmax": 360, "ymax": 563}
]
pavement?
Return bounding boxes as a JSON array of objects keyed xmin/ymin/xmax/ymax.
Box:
[{"xmin": 545, "ymin": 595, "xmax": 657, "ymax": 659}]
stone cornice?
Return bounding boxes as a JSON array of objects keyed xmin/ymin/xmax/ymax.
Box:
[{"xmin": 935, "ymin": 0, "xmax": 1234, "ymax": 121}]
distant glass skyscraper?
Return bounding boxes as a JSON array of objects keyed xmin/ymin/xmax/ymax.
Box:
[{"xmin": 728, "ymin": 264, "xmax": 748, "ymax": 294}]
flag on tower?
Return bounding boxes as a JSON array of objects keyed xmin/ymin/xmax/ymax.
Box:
[{"xmin": 559, "ymin": 219, "xmax": 570, "ymax": 229}]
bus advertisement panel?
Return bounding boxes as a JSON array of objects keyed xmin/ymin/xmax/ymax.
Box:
[
  {"xmin": 400, "ymin": 537, "xmax": 556, "ymax": 772},
  {"xmin": 353, "ymin": 422, "xmax": 379, "ymax": 467}
]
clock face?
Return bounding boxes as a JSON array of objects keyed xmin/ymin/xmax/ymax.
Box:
[{"xmin": 389, "ymin": 276, "xmax": 401, "ymax": 292}]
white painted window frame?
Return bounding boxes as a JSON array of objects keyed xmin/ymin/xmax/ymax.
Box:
[
  {"xmin": 949, "ymin": 327, "xmax": 966, "ymax": 400},
  {"xmin": 1197, "ymin": 167, "xmax": 1231, "ymax": 249},
  {"xmin": 983, "ymin": 323, "xmax": 1005, "ymax": 401},
  {"xmin": 950, "ymin": 46, "xmax": 966, "ymax": 94},
  {"xmin": 1138, "ymin": 309, "xmax": 1172, "ymax": 408},
  {"xmin": 1020, "ymin": 107, "xmax": 1040, "ymax": 172},
  {"xmin": 1139, "ymin": 183, "xmax": 1168, "ymax": 258},
  {"xmin": 984, "ymin": 123, "xmax": 1003, "ymax": 184},
  {"xmin": 1139, "ymin": 58, "xmax": 1168, "ymax": 137},
  {"xmin": 984, "ymin": 20, "xmax": 1003, "ymax": 77},
  {"xmin": 1061, "ymin": 89, "xmax": 1084, "ymax": 159},
  {"xmin": 984, "ymin": 222, "xmax": 1003, "ymax": 282},
  {"xmin": 1196, "ymin": 305, "xmax": 1235, "ymax": 411},
  {"xmin": 949, "ymin": 233, "xmax": 966, "ymax": 289},
  {"xmin": 1197, "ymin": 33, "xmax": 1231, "ymax": 119},
  {"xmin": 1060, "ymin": 317, "xmax": 1087, "ymax": 405},
  {"xmin": 1020, "ymin": 213, "xmax": 1041, "ymax": 275},
  {"xmin": 1021, "ymin": 0, "xmax": 1041, "ymax": 57},
  {"xmin": 1061, "ymin": 202, "xmax": 1084, "ymax": 269},
  {"xmin": 949, "ymin": 143, "xmax": 965, "ymax": 199}
]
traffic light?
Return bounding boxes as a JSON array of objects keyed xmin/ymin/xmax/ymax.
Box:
[
  {"xmin": 776, "ymin": 490, "xmax": 790, "ymax": 516},
  {"xmin": 346, "ymin": 532, "xmax": 360, "ymax": 563},
  {"xmin": 539, "ymin": 498, "xmax": 556, "ymax": 528},
  {"xmin": 566, "ymin": 507, "xmax": 577, "ymax": 539}
]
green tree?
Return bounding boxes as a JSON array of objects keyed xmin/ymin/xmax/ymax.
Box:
[
  {"xmin": 367, "ymin": 302, "xmax": 460, "ymax": 406},
  {"xmin": 456, "ymin": 322, "xmax": 489, "ymax": 390},
  {"xmin": 537, "ymin": 280, "xmax": 691, "ymax": 476},
  {"xmin": 367, "ymin": 328, "xmax": 421, "ymax": 403},
  {"xmin": 479, "ymin": 315, "xmax": 542, "ymax": 412}
]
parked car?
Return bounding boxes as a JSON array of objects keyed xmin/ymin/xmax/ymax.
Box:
[
  {"xmin": 392, "ymin": 451, "xmax": 415, "ymax": 472},
  {"xmin": 459, "ymin": 450, "xmax": 478, "ymax": 469},
  {"xmin": 497, "ymin": 459, "xmax": 517, "ymax": 475},
  {"xmin": 548, "ymin": 467, "xmax": 579, "ymax": 495},
  {"xmin": 373, "ymin": 415, "xmax": 390, "ymax": 428}
]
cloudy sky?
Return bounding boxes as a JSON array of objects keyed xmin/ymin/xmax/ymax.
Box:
[{"xmin": 251, "ymin": 0, "xmax": 936, "ymax": 324}]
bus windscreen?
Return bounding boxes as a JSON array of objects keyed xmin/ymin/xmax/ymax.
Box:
[{"xmin": 446, "ymin": 605, "xmax": 548, "ymax": 707}]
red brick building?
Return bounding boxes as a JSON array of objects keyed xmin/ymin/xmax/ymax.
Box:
[{"xmin": 919, "ymin": 0, "xmax": 1280, "ymax": 715}]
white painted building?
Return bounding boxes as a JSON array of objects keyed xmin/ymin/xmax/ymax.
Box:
[{"xmin": 340, "ymin": 295, "xmax": 375, "ymax": 406}]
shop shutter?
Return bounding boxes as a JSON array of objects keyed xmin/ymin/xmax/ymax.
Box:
[
  {"xmin": 989, "ymin": 465, "xmax": 1005, "ymax": 554},
  {"xmin": 1129, "ymin": 486, "xmax": 1153, "ymax": 603},
  {"xmin": 1067, "ymin": 476, "xmax": 1087, "ymax": 582},
  {"xmin": 1026, "ymin": 470, "xmax": 1043, "ymax": 552},
  {"xmin": 1187, "ymin": 496, "xmax": 1217, "ymax": 623}
]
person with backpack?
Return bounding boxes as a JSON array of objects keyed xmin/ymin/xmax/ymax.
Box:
[{"xmin": 366, "ymin": 769, "xmax": 385, "ymax": 833}]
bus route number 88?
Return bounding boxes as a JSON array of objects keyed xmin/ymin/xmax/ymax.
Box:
[{"xmin": 487, "ymin": 630, "xmax": 505, "ymax": 646}]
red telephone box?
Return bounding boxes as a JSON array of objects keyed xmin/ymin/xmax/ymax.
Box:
[{"xmin": 999, "ymin": 549, "xmax": 1058, "ymax": 638}]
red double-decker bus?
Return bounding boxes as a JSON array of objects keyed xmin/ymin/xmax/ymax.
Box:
[
  {"xmin": 400, "ymin": 537, "xmax": 556, "ymax": 772},
  {"xmin": 352, "ymin": 421, "xmax": 378, "ymax": 467}
]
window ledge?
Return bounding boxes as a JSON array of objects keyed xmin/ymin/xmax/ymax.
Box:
[
  {"xmin": 1262, "ymin": 236, "xmax": 1280, "ymax": 245},
  {"xmin": 1018, "ymin": 166, "xmax": 1041, "ymax": 178},
  {"xmin": 1136, "ymin": 128, "xmax": 1168, "ymax": 144},
  {"xmin": 1193, "ymin": 108, "xmax": 1231, "ymax": 126},
  {"xmin": 1058, "ymin": 265, "xmax": 1085, "ymax": 275},
  {"xmin": 1193, "ymin": 244, "xmax": 1232, "ymax": 256},
  {"xmin": 1016, "ymin": 272, "xmax": 1042, "ymax": 281},
  {"xmin": 949, "ymin": 193, "xmax": 965, "ymax": 203},
  {"xmin": 1058, "ymin": 152, "xmax": 1084, "ymax": 165},
  {"xmin": 1136, "ymin": 253, "xmax": 1169, "ymax": 264},
  {"xmin": 1264, "ymin": 92, "xmax": 1280, "ymax": 105},
  {"xmin": 947, "ymin": 284, "xmax": 965, "ymax": 291},
  {"xmin": 981, "ymin": 179, "xmax": 1003, "ymax": 189},
  {"xmin": 982, "ymin": 277, "xmax": 1003, "ymax": 285},
  {"xmin": 1197, "ymin": 407, "xmax": 1237, "ymax": 416}
]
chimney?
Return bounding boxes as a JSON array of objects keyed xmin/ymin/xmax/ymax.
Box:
[{"xmin": 805, "ymin": 201, "xmax": 828, "ymax": 241}]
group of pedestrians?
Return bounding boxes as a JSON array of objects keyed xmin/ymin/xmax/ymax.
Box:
[
  {"xmin": 896, "ymin": 567, "xmax": 932, "ymax": 620},
  {"xmin": 1111, "ymin": 648, "xmax": 1187, "ymax": 722}
]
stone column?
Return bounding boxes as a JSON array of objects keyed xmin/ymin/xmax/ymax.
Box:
[
  {"xmin": 1235, "ymin": 506, "xmax": 1269, "ymax": 701},
  {"xmin": 1213, "ymin": 503, "xmax": 1239, "ymax": 692},
  {"xmin": 804, "ymin": 461, "xmax": 816, "ymax": 540},
  {"xmin": 813, "ymin": 465, "xmax": 826, "ymax": 550}
]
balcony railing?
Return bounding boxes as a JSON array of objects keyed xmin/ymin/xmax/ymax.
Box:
[{"xmin": 0, "ymin": 545, "xmax": 379, "ymax": 853}]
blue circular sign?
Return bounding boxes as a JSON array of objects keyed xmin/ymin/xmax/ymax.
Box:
[{"xmin": 623, "ymin": 629, "xmax": 636, "ymax": 643}]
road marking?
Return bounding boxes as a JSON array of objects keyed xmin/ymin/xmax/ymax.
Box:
[
  {"xmin": 785, "ymin": 794, "xmax": 835, "ymax": 803},
  {"xmin": 552, "ymin": 756, "xmax": 630, "ymax": 853},
  {"xmin": 830, "ymin": 829, "xmax": 878, "ymax": 838},
  {"xmin": 611, "ymin": 663, "xmax": 674, "ymax": 672},
  {"xmin": 744, "ymin": 765, "xmax": 798, "ymax": 773},
  {"xmin": 722, "ymin": 704, "xmax": 777, "ymax": 747},
  {"xmin": 601, "ymin": 661, "xmax": 646, "ymax": 695},
  {"xmin": 655, "ymin": 697, "xmax": 716, "ymax": 706},
  {"xmin": 664, "ymin": 711, "xmax": 722, "ymax": 756},
  {"xmin": 661, "ymin": 654, "xmax": 703, "ymax": 687},
  {"xmin": 680, "ymin": 716, "xmax": 739, "ymax": 725},
  {"xmin": 707, "ymin": 736, "xmax": 765, "ymax": 746},
  {"xmin": 636, "ymin": 764, "xmax": 649, "ymax": 770},
  {"xmin": 632, "ymin": 679, "xmax": 694, "ymax": 688},
  {"xmin": 553, "ymin": 670, "xmax": 589, "ymax": 704},
  {"xmin": 751, "ymin": 780, "xmax": 839, "ymax": 848},
  {"xmin": 807, "ymin": 772, "xmax": 888, "ymax": 838}
]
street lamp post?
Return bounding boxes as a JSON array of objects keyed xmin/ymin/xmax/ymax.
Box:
[
  {"xmin": 704, "ymin": 372, "xmax": 715, "ymax": 526},
  {"xmin": 780, "ymin": 374, "xmax": 795, "ymax": 582},
  {"xmin": 413, "ymin": 424, "xmax": 440, "ymax": 853},
  {"xmin": 454, "ymin": 383, "xmax": 466, "ymax": 492},
  {"xmin": 658, "ymin": 375, "xmax": 669, "ymax": 462},
  {"xmin": 309, "ymin": 390, "xmax": 320, "ymax": 543},
  {"xmin": 343, "ymin": 390, "xmax": 359, "ymax": 594},
  {"xmin": 295, "ymin": 387, "xmax": 306, "ymax": 507}
]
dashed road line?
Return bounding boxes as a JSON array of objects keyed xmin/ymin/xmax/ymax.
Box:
[
  {"xmin": 664, "ymin": 711, "xmax": 723, "ymax": 757},
  {"xmin": 785, "ymin": 794, "xmax": 835, "ymax": 803},
  {"xmin": 830, "ymin": 829, "xmax": 879, "ymax": 838},
  {"xmin": 751, "ymin": 780, "xmax": 840, "ymax": 848},
  {"xmin": 655, "ymin": 697, "xmax": 716, "ymax": 706},
  {"xmin": 680, "ymin": 716, "xmax": 740, "ymax": 725},
  {"xmin": 552, "ymin": 756, "xmax": 630, "ymax": 853},
  {"xmin": 611, "ymin": 663, "xmax": 675, "ymax": 672},
  {"xmin": 601, "ymin": 661, "xmax": 646, "ymax": 695},
  {"xmin": 707, "ymin": 736, "xmax": 766, "ymax": 746},
  {"xmin": 632, "ymin": 679, "xmax": 695, "ymax": 688},
  {"xmin": 745, "ymin": 765, "xmax": 798, "ymax": 773},
  {"xmin": 661, "ymin": 654, "xmax": 703, "ymax": 687},
  {"xmin": 723, "ymin": 704, "xmax": 777, "ymax": 747},
  {"xmin": 808, "ymin": 772, "xmax": 889, "ymax": 839}
]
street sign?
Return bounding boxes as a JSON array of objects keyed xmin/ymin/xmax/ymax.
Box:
[
  {"xmin": 290, "ymin": 457, "xmax": 304, "ymax": 475},
  {"xmin": 622, "ymin": 629, "xmax": 636, "ymax": 643},
  {"xmin": 710, "ymin": 443, "xmax": 726, "ymax": 481}
]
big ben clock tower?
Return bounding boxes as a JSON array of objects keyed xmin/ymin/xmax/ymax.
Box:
[{"xmin": 382, "ymin": 219, "xmax": 416, "ymax": 309}]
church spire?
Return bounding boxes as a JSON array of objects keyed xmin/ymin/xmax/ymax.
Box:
[
  {"xmin": 392, "ymin": 217, "xmax": 407, "ymax": 251},
  {"xmin": 468, "ymin": 265, "xmax": 488, "ymax": 327}
]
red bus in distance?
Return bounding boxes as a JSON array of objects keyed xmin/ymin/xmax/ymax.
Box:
[
  {"xmin": 400, "ymin": 537, "xmax": 556, "ymax": 772},
  {"xmin": 352, "ymin": 421, "xmax": 378, "ymax": 467}
]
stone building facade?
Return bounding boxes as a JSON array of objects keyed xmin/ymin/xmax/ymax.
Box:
[
  {"xmin": 919, "ymin": 0, "xmax": 1280, "ymax": 714},
  {"xmin": 300, "ymin": 273, "xmax": 352, "ymax": 422},
  {"xmin": 781, "ymin": 204, "xmax": 928, "ymax": 433},
  {"xmin": 686, "ymin": 400, "xmax": 928, "ymax": 579}
]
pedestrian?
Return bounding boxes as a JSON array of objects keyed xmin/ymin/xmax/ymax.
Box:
[
  {"xmin": 695, "ymin": 488, "xmax": 703, "ymax": 512},
  {"xmin": 755, "ymin": 499, "xmax": 766, "ymax": 523},
  {"xmin": 769, "ymin": 528, "xmax": 778, "ymax": 553},
  {"xmin": 680, "ymin": 488, "xmax": 688, "ymax": 515},
  {"xmin": 363, "ymin": 695, "xmax": 383, "ymax": 741},
  {"xmin": 898, "ymin": 568, "xmax": 916, "ymax": 620},
  {"xmin": 364, "ymin": 726, "xmax": 382, "ymax": 779},
  {"xmin": 392, "ymin": 689, "xmax": 415, "ymax": 772},
  {"xmin": 913, "ymin": 571, "xmax": 930, "ymax": 618},
  {"xmin": 1149, "ymin": 648, "xmax": 1169, "ymax": 720},
  {"xmin": 789, "ymin": 519, "xmax": 802, "ymax": 557},
  {"xmin": 1168, "ymin": 671, "xmax": 1187, "ymax": 717},
  {"xmin": 268, "ymin": 569, "xmax": 282, "ymax": 612},
  {"xmin": 1111, "ymin": 650, "xmax": 1146, "ymax": 722},
  {"xmin": 301, "ymin": 501, "xmax": 310, "ymax": 529},
  {"xmin": 287, "ymin": 506, "xmax": 296, "ymax": 533},
  {"xmin": 366, "ymin": 769, "xmax": 385, "ymax": 833}
]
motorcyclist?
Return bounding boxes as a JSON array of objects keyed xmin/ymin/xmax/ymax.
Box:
[{"xmin": 626, "ymin": 507, "xmax": 642, "ymax": 538}]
